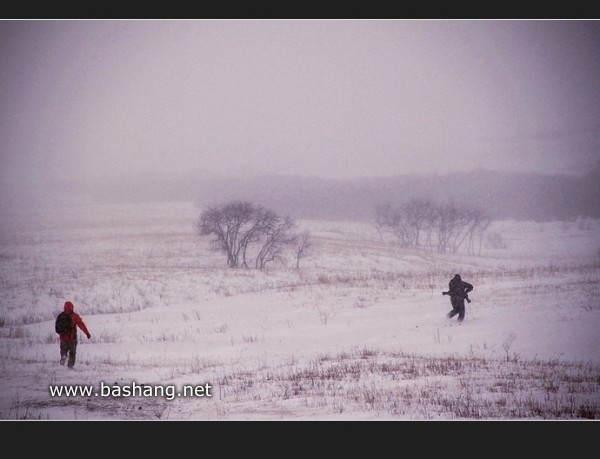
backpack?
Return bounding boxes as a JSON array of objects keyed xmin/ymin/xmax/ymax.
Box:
[{"xmin": 55, "ymin": 312, "xmax": 73, "ymax": 334}]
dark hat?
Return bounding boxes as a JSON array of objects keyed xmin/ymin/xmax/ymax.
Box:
[{"xmin": 64, "ymin": 301, "xmax": 74, "ymax": 312}]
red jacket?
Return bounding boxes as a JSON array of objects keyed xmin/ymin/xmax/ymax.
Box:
[{"xmin": 58, "ymin": 301, "xmax": 90, "ymax": 342}]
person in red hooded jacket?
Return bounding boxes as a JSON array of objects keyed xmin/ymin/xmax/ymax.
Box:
[{"xmin": 58, "ymin": 301, "xmax": 91, "ymax": 369}]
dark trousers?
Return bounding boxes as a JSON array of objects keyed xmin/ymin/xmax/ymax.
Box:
[
  {"xmin": 60, "ymin": 340, "xmax": 78, "ymax": 368},
  {"xmin": 448, "ymin": 296, "xmax": 465, "ymax": 321}
]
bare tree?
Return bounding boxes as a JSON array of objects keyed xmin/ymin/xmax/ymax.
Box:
[
  {"xmin": 474, "ymin": 213, "xmax": 492, "ymax": 256},
  {"xmin": 295, "ymin": 230, "xmax": 311, "ymax": 269},
  {"xmin": 197, "ymin": 200, "xmax": 298, "ymax": 269},
  {"xmin": 255, "ymin": 215, "xmax": 296, "ymax": 269},
  {"xmin": 374, "ymin": 201, "xmax": 412, "ymax": 247},
  {"xmin": 197, "ymin": 201, "xmax": 260, "ymax": 268},
  {"xmin": 197, "ymin": 201, "xmax": 253, "ymax": 268},
  {"xmin": 239, "ymin": 206, "xmax": 278, "ymax": 268},
  {"xmin": 404, "ymin": 198, "xmax": 433, "ymax": 248},
  {"xmin": 374, "ymin": 202, "xmax": 393, "ymax": 242},
  {"xmin": 374, "ymin": 198, "xmax": 492, "ymax": 256}
]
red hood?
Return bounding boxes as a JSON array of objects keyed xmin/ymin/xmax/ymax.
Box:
[{"xmin": 64, "ymin": 301, "xmax": 74, "ymax": 313}]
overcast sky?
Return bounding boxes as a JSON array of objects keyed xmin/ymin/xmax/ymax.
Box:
[{"xmin": 1, "ymin": 19, "xmax": 599, "ymax": 196}]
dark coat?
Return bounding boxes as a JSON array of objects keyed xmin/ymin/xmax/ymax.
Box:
[{"xmin": 448, "ymin": 274, "xmax": 473, "ymax": 299}]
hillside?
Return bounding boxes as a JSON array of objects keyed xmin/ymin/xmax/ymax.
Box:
[
  {"xmin": 81, "ymin": 166, "xmax": 600, "ymax": 222},
  {"xmin": 3, "ymin": 166, "xmax": 599, "ymax": 222},
  {"xmin": 0, "ymin": 201, "xmax": 599, "ymax": 420}
]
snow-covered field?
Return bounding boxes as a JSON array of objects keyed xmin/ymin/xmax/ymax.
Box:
[{"xmin": 1, "ymin": 201, "xmax": 599, "ymax": 420}]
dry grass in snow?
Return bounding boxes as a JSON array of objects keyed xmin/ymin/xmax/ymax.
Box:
[{"xmin": 0, "ymin": 202, "xmax": 599, "ymax": 420}]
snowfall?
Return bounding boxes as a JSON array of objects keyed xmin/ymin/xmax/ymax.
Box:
[{"xmin": 0, "ymin": 201, "xmax": 598, "ymax": 420}]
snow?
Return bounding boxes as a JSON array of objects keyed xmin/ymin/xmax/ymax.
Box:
[{"xmin": 1, "ymin": 201, "xmax": 599, "ymax": 420}]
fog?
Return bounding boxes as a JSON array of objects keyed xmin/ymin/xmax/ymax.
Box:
[{"xmin": 1, "ymin": 19, "xmax": 599, "ymax": 211}]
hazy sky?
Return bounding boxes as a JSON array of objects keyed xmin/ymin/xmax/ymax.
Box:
[{"xmin": 1, "ymin": 20, "xmax": 599, "ymax": 195}]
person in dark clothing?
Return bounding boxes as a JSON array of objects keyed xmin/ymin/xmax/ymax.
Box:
[
  {"xmin": 443, "ymin": 274, "xmax": 473, "ymax": 322},
  {"xmin": 57, "ymin": 301, "xmax": 91, "ymax": 369}
]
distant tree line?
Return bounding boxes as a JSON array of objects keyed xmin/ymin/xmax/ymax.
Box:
[
  {"xmin": 197, "ymin": 200, "xmax": 311, "ymax": 269},
  {"xmin": 374, "ymin": 198, "xmax": 491, "ymax": 255}
]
